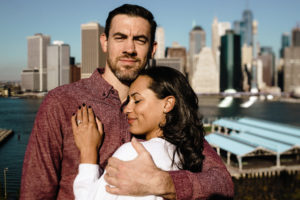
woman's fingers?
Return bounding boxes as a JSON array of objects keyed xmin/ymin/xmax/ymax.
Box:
[
  {"xmin": 76, "ymin": 105, "xmax": 82, "ymax": 126},
  {"xmin": 96, "ymin": 117, "xmax": 103, "ymax": 135},
  {"xmin": 82, "ymin": 104, "xmax": 88, "ymax": 125},
  {"xmin": 88, "ymin": 106, "xmax": 96, "ymax": 124},
  {"xmin": 71, "ymin": 114, "xmax": 77, "ymax": 133}
]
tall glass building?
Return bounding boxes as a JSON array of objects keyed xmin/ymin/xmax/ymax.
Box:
[
  {"xmin": 220, "ymin": 30, "xmax": 242, "ymax": 92},
  {"xmin": 234, "ymin": 9, "xmax": 253, "ymax": 46},
  {"xmin": 280, "ymin": 33, "xmax": 290, "ymax": 58}
]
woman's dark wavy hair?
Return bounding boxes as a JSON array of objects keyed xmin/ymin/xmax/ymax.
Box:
[
  {"xmin": 139, "ymin": 66, "xmax": 205, "ymax": 172},
  {"xmin": 105, "ymin": 4, "xmax": 157, "ymax": 47}
]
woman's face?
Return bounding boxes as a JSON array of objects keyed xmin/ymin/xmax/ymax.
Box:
[{"xmin": 123, "ymin": 75, "xmax": 166, "ymax": 140}]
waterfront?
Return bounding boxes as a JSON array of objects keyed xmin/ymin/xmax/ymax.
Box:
[{"xmin": 0, "ymin": 96, "xmax": 300, "ymax": 199}]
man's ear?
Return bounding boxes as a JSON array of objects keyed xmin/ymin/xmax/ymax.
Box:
[
  {"xmin": 100, "ymin": 33, "xmax": 108, "ymax": 53},
  {"xmin": 150, "ymin": 41, "xmax": 157, "ymax": 58},
  {"xmin": 163, "ymin": 96, "xmax": 176, "ymax": 113}
]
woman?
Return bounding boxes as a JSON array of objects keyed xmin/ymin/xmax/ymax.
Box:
[{"xmin": 72, "ymin": 66, "xmax": 205, "ymax": 199}]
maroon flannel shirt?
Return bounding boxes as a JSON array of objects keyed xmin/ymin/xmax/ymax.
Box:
[{"xmin": 20, "ymin": 69, "xmax": 234, "ymax": 200}]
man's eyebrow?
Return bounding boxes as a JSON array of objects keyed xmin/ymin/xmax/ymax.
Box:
[
  {"xmin": 133, "ymin": 35, "xmax": 149, "ymax": 42},
  {"xmin": 112, "ymin": 32, "xmax": 127, "ymax": 37}
]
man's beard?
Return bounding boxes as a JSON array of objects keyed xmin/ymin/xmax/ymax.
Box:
[{"xmin": 107, "ymin": 56, "xmax": 145, "ymax": 86}]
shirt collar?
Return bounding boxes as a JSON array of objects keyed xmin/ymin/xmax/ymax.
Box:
[{"xmin": 88, "ymin": 68, "xmax": 119, "ymax": 100}]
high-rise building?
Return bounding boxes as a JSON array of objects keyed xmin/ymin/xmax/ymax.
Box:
[
  {"xmin": 189, "ymin": 25, "xmax": 206, "ymax": 56},
  {"xmin": 152, "ymin": 58, "xmax": 184, "ymax": 74},
  {"xmin": 81, "ymin": 22, "xmax": 106, "ymax": 79},
  {"xmin": 47, "ymin": 41, "xmax": 70, "ymax": 91},
  {"xmin": 190, "ymin": 47, "xmax": 219, "ymax": 93},
  {"xmin": 70, "ymin": 57, "xmax": 81, "ymax": 83},
  {"xmin": 154, "ymin": 26, "xmax": 165, "ymax": 59},
  {"xmin": 21, "ymin": 33, "xmax": 50, "ymax": 92},
  {"xmin": 211, "ymin": 17, "xmax": 231, "ymax": 63},
  {"xmin": 189, "ymin": 25, "xmax": 206, "ymax": 78},
  {"xmin": 166, "ymin": 42, "xmax": 187, "ymax": 75},
  {"xmin": 280, "ymin": 33, "xmax": 290, "ymax": 58},
  {"xmin": 283, "ymin": 47, "xmax": 300, "ymax": 92},
  {"xmin": 220, "ymin": 30, "xmax": 242, "ymax": 92},
  {"xmin": 291, "ymin": 26, "xmax": 300, "ymax": 47},
  {"xmin": 234, "ymin": 9, "xmax": 253, "ymax": 46},
  {"xmin": 242, "ymin": 9, "xmax": 253, "ymax": 46},
  {"xmin": 259, "ymin": 47, "xmax": 276, "ymax": 86}
]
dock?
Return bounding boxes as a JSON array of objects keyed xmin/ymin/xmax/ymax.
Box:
[
  {"xmin": 0, "ymin": 129, "xmax": 13, "ymax": 143},
  {"xmin": 227, "ymin": 164, "xmax": 300, "ymax": 179}
]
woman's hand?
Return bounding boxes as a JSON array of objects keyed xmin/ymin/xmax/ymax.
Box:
[{"xmin": 71, "ymin": 104, "xmax": 103, "ymax": 164}]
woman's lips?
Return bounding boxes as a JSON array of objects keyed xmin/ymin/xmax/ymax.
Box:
[{"xmin": 127, "ymin": 118, "xmax": 136, "ymax": 125}]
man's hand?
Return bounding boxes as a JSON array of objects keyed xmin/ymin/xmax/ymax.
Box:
[{"xmin": 104, "ymin": 137, "xmax": 176, "ymax": 199}]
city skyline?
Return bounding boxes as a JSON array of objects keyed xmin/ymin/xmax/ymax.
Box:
[{"xmin": 0, "ymin": 0, "xmax": 299, "ymax": 81}]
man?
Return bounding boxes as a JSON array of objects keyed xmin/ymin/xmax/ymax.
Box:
[{"xmin": 20, "ymin": 4, "xmax": 234, "ymax": 200}]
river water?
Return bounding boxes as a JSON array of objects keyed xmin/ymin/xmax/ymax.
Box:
[{"xmin": 0, "ymin": 96, "xmax": 299, "ymax": 199}]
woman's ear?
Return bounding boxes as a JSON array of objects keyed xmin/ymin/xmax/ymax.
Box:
[{"xmin": 163, "ymin": 96, "xmax": 176, "ymax": 113}]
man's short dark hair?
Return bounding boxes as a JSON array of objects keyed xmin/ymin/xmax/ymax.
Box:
[{"xmin": 104, "ymin": 4, "xmax": 157, "ymax": 46}]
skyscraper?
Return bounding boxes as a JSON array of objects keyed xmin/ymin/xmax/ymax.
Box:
[
  {"xmin": 280, "ymin": 33, "xmax": 290, "ymax": 58},
  {"xmin": 242, "ymin": 9, "xmax": 253, "ymax": 46},
  {"xmin": 154, "ymin": 26, "xmax": 165, "ymax": 59},
  {"xmin": 211, "ymin": 17, "xmax": 231, "ymax": 63},
  {"xmin": 283, "ymin": 25, "xmax": 300, "ymax": 93},
  {"xmin": 284, "ymin": 47, "xmax": 300, "ymax": 92},
  {"xmin": 81, "ymin": 22, "xmax": 106, "ymax": 79},
  {"xmin": 189, "ymin": 25, "xmax": 206, "ymax": 56},
  {"xmin": 189, "ymin": 25, "xmax": 206, "ymax": 77},
  {"xmin": 153, "ymin": 42, "xmax": 186, "ymax": 74},
  {"xmin": 259, "ymin": 47, "xmax": 275, "ymax": 86},
  {"xmin": 291, "ymin": 26, "xmax": 300, "ymax": 47},
  {"xmin": 220, "ymin": 30, "xmax": 242, "ymax": 92},
  {"xmin": 47, "ymin": 41, "xmax": 70, "ymax": 91},
  {"xmin": 234, "ymin": 9, "xmax": 253, "ymax": 46},
  {"xmin": 190, "ymin": 47, "xmax": 219, "ymax": 93},
  {"xmin": 21, "ymin": 33, "xmax": 51, "ymax": 92}
]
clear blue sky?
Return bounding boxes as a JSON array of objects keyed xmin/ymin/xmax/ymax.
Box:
[{"xmin": 0, "ymin": 0, "xmax": 299, "ymax": 81}]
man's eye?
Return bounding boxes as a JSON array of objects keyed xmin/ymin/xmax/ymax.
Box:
[{"xmin": 135, "ymin": 37, "xmax": 147, "ymax": 44}]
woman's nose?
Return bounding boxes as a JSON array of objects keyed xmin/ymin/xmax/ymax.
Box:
[{"xmin": 123, "ymin": 102, "xmax": 132, "ymax": 114}]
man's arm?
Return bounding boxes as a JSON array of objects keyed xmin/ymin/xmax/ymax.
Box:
[
  {"xmin": 20, "ymin": 93, "xmax": 64, "ymax": 199},
  {"xmin": 168, "ymin": 140, "xmax": 234, "ymax": 199},
  {"xmin": 105, "ymin": 139, "xmax": 234, "ymax": 200}
]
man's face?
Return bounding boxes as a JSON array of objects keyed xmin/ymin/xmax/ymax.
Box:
[{"xmin": 101, "ymin": 14, "xmax": 156, "ymax": 84}]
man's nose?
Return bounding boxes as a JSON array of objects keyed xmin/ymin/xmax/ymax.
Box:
[{"xmin": 123, "ymin": 40, "xmax": 136, "ymax": 55}]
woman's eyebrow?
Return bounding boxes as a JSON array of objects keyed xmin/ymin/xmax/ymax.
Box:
[{"xmin": 130, "ymin": 92, "xmax": 141, "ymax": 97}]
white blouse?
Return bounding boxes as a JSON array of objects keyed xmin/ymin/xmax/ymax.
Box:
[{"xmin": 73, "ymin": 137, "xmax": 180, "ymax": 200}]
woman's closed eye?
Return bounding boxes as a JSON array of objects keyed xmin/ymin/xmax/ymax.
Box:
[{"xmin": 134, "ymin": 99, "xmax": 142, "ymax": 104}]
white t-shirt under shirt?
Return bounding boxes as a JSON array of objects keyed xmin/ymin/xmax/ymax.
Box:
[{"xmin": 73, "ymin": 137, "xmax": 180, "ymax": 200}]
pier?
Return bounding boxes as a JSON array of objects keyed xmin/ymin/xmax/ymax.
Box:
[
  {"xmin": 0, "ymin": 129, "xmax": 13, "ymax": 143},
  {"xmin": 205, "ymin": 117, "xmax": 300, "ymax": 179},
  {"xmin": 227, "ymin": 164, "xmax": 300, "ymax": 179}
]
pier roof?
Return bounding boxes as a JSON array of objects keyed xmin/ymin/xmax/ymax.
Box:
[
  {"xmin": 208, "ymin": 117, "xmax": 300, "ymax": 170},
  {"xmin": 205, "ymin": 132, "xmax": 275, "ymax": 157},
  {"xmin": 212, "ymin": 118, "xmax": 300, "ymax": 146}
]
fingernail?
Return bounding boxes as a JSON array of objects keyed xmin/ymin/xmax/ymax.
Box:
[
  {"xmin": 72, "ymin": 113, "xmax": 75, "ymax": 116},
  {"xmin": 82, "ymin": 103, "xmax": 86, "ymax": 107},
  {"xmin": 78, "ymin": 106, "xmax": 81, "ymax": 109},
  {"xmin": 88, "ymin": 105, "xmax": 91, "ymax": 108}
]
